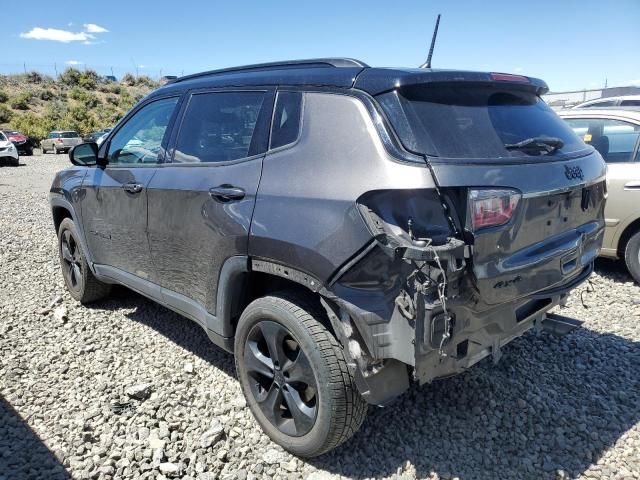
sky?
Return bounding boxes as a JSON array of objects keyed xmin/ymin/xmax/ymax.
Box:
[{"xmin": 2, "ymin": 0, "xmax": 639, "ymax": 92}]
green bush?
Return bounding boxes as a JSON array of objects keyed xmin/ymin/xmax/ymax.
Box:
[
  {"xmin": 69, "ymin": 87, "xmax": 100, "ymax": 108},
  {"xmin": 78, "ymin": 70, "xmax": 99, "ymax": 90},
  {"xmin": 11, "ymin": 112, "xmax": 50, "ymax": 141},
  {"xmin": 39, "ymin": 89, "xmax": 54, "ymax": 101},
  {"xmin": 121, "ymin": 73, "xmax": 136, "ymax": 86},
  {"xmin": 136, "ymin": 76, "xmax": 157, "ymax": 88},
  {"xmin": 26, "ymin": 71, "xmax": 44, "ymax": 83},
  {"xmin": 0, "ymin": 104, "xmax": 12, "ymax": 123},
  {"xmin": 118, "ymin": 91, "xmax": 137, "ymax": 111},
  {"xmin": 10, "ymin": 92, "xmax": 32, "ymax": 110},
  {"xmin": 0, "ymin": 90, "xmax": 8, "ymax": 103},
  {"xmin": 59, "ymin": 68, "xmax": 82, "ymax": 87}
]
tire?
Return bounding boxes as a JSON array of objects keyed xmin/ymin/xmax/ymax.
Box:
[
  {"xmin": 42, "ymin": 145, "xmax": 48, "ymax": 154},
  {"xmin": 624, "ymin": 230, "xmax": 640, "ymax": 284},
  {"xmin": 12, "ymin": 157, "xmax": 19, "ymax": 167},
  {"xmin": 58, "ymin": 218, "xmax": 111, "ymax": 303},
  {"xmin": 235, "ymin": 292, "xmax": 367, "ymax": 457},
  {"xmin": 24, "ymin": 148, "xmax": 33, "ymax": 156}
]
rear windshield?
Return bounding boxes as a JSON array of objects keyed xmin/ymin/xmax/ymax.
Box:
[
  {"xmin": 61, "ymin": 132, "xmax": 80, "ymax": 138},
  {"xmin": 379, "ymin": 84, "xmax": 587, "ymax": 160}
]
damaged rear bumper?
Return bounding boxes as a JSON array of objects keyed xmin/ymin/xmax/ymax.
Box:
[{"xmin": 320, "ymin": 236, "xmax": 594, "ymax": 406}]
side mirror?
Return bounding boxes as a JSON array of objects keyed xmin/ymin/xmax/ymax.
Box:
[{"xmin": 69, "ymin": 143, "xmax": 105, "ymax": 167}]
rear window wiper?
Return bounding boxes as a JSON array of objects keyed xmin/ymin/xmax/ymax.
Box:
[{"xmin": 504, "ymin": 136, "xmax": 564, "ymax": 154}]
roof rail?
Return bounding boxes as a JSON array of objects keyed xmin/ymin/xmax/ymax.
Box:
[{"xmin": 172, "ymin": 58, "xmax": 369, "ymax": 84}]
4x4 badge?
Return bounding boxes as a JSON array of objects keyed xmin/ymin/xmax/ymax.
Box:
[{"xmin": 565, "ymin": 165, "xmax": 584, "ymax": 181}]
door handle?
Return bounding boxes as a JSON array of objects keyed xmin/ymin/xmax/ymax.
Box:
[
  {"xmin": 209, "ymin": 185, "xmax": 245, "ymax": 201},
  {"xmin": 624, "ymin": 181, "xmax": 640, "ymax": 190},
  {"xmin": 122, "ymin": 182, "xmax": 144, "ymax": 194}
]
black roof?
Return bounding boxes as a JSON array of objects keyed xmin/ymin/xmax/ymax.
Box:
[{"xmin": 151, "ymin": 58, "xmax": 549, "ymax": 98}]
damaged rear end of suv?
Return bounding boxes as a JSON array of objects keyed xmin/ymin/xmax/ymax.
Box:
[{"xmin": 318, "ymin": 69, "xmax": 606, "ymax": 405}]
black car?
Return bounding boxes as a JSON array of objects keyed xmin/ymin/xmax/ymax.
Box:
[
  {"xmin": 50, "ymin": 58, "xmax": 606, "ymax": 457},
  {"xmin": 83, "ymin": 128, "xmax": 112, "ymax": 143}
]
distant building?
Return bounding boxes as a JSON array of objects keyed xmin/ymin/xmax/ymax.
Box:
[{"xmin": 544, "ymin": 85, "xmax": 640, "ymax": 109}]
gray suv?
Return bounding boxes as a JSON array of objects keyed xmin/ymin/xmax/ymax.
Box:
[{"xmin": 50, "ymin": 59, "xmax": 606, "ymax": 457}]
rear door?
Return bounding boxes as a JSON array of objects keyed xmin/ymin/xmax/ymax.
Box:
[
  {"xmin": 146, "ymin": 88, "xmax": 273, "ymax": 333},
  {"xmin": 378, "ymin": 81, "xmax": 607, "ymax": 305},
  {"xmin": 80, "ymin": 96, "xmax": 180, "ymax": 285},
  {"xmin": 564, "ymin": 116, "xmax": 640, "ymax": 255}
]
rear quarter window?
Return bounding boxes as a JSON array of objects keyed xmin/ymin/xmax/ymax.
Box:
[{"xmin": 379, "ymin": 84, "xmax": 587, "ymax": 160}]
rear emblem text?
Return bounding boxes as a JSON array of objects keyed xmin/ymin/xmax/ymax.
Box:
[{"xmin": 565, "ymin": 165, "xmax": 584, "ymax": 181}]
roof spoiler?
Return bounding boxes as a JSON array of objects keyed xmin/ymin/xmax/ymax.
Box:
[{"xmin": 356, "ymin": 70, "xmax": 549, "ymax": 96}]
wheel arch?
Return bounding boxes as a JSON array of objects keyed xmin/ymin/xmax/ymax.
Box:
[
  {"xmin": 219, "ymin": 258, "xmax": 330, "ymax": 337},
  {"xmin": 617, "ymin": 217, "xmax": 640, "ymax": 257},
  {"xmin": 50, "ymin": 197, "xmax": 96, "ymax": 270}
]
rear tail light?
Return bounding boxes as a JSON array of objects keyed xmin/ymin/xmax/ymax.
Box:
[
  {"xmin": 468, "ymin": 189, "xmax": 521, "ymax": 231},
  {"xmin": 57, "ymin": 138, "xmax": 64, "ymax": 143}
]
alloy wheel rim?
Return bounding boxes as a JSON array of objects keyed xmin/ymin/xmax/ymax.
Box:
[
  {"xmin": 244, "ymin": 320, "xmax": 318, "ymax": 437},
  {"xmin": 61, "ymin": 229, "xmax": 82, "ymax": 291}
]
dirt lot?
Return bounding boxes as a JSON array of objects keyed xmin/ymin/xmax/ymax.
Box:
[{"xmin": 1, "ymin": 154, "xmax": 639, "ymax": 480}]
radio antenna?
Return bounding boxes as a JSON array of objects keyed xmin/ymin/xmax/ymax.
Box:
[{"xmin": 420, "ymin": 14, "xmax": 441, "ymax": 69}]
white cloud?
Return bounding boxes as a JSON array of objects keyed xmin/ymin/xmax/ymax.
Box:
[
  {"xmin": 20, "ymin": 27, "xmax": 94, "ymax": 43},
  {"xmin": 84, "ymin": 23, "xmax": 109, "ymax": 33},
  {"xmin": 627, "ymin": 79, "xmax": 640, "ymax": 86},
  {"xmin": 20, "ymin": 23, "xmax": 109, "ymax": 43},
  {"xmin": 65, "ymin": 60, "xmax": 82, "ymax": 65},
  {"xmin": 514, "ymin": 67, "xmax": 523, "ymax": 73}
]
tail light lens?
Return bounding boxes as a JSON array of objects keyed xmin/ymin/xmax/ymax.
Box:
[
  {"xmin": 57, "ymin": 138, "xmax": 64, "ymax": 143},
  {"xmin": 468, "ymin": 189, "xmax": 521, "ymax": 231}
]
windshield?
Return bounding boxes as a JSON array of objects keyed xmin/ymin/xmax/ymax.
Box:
[
  {"xmin": 379, "ymin": 84, "xmax": 587, "ymax": 160},
  {"xmin": 0, "ymin": 132, "xmax": 7, "ymax": 142},
  {"xmin": 3, "ymin": 130, "xmax": 19, "ymax": 136},
  {"xmin": 61, "ymin": 132, "xmax": 80, "ymax": 138}
]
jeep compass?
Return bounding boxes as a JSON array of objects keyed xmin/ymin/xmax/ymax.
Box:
[{"xmin": 50, "ymin": 58, "xmax": 606, "ymax": 457}]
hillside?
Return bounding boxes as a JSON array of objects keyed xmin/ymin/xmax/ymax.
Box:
[{"xmin": 0, "ymin": 69, "xmax": 158, "ymax": 142}]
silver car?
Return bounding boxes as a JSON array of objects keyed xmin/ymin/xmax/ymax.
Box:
[
  {"xmin": 42, "ymin": 131, "xmax": 82, "ymax": 154},
  {"xmin": 558, "ymin": 108, "xmax": 640, "ymax": 281}
]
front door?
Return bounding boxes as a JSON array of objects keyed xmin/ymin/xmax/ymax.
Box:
[
  {"xmin": 147, "ymin": 89, "xmax": 273, "ymax": 332},
  {"xmin": 80, "ymin": 96, "xmax": 179, "ymax": 283}
]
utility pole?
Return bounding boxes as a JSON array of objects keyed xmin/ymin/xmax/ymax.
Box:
[
  {"xmin": 54, "ymin": 62, "xmax": 58, "ymax": 77},
  {"xmin": 23, "ymin": 62, "xmax": 27, "ymax": 74}
]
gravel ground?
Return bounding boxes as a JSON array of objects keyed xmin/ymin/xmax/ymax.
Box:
[{"xmin": 1, "ymin": 154, "xmax": 639, "ymax": 480}]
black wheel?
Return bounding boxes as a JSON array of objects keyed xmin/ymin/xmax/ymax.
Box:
[
  {"xmin": 12, "ymin": 157, "xmax": 19, "ymax": 167},
  {"xmin": 624, "ymin": 230, "xmax": 640, "ymax": 284},
  {"xmin": 235, "ymin": 293, "xmax": 367, "ymax": 457},
  {"xmin": 42, "ymin": 145, "xmax": 48, "ymax": 154},
  {"xmin": 24, "ymin": 147, "xmax": 33, "ymax": 156},
  {"xmin": 58, "ymin": 218, "xmax": 111, "ymax": 303}
]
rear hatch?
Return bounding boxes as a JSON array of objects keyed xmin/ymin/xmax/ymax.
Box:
[
  {"xmin": 61, "ymin": 132, "xmax": 82, "ymax": 147},
  {"xmin": 375, "ymin": 75, "xmax": 606, "ymax": 306}
]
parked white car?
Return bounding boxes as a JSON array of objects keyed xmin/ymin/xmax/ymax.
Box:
[
  {"xmin": 573, "ymin": 95, "xmax": 640, "ymax": 109},
  {"xmin": 0, "ymin": 131, "xmax": 19, "ymax": 166}
]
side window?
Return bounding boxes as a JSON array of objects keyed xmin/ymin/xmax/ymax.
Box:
[
  {"xmin": 173, "ymin": 91, "xmax": 265, "ymax": 163},
  {"xmin": 621, "ymin": 100, "xmax": 640, "ymax": 107},
  {"xmin": 565, "ymin": 118, "xmax": 640, "ymax": 163},
  {"xmin": 270, "ymin": 91, "xmax": 303, "ymax": 149},
  {"xmin": 107, "ymin": 97, "xmax": 178, "ymax": 165}
]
